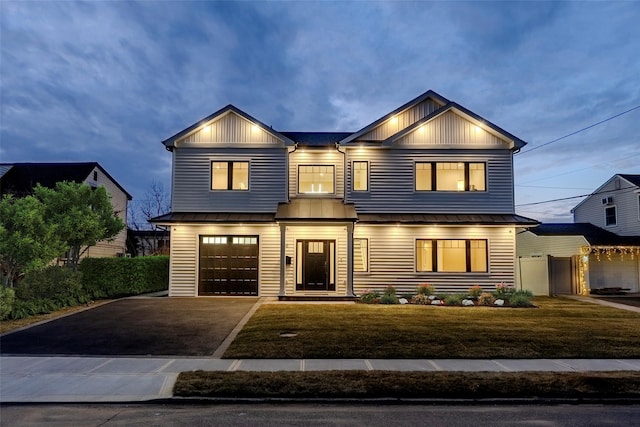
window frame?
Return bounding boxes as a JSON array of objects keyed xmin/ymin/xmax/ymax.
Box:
[
  {"xmin": 604, "ymin": 205, "xmax": 617, "ymax": 227},
  {"xmin": 414, "ymin": 161, "xmax": 486, "ymax": 192},
  {"xmin": 415, "ymin": 238, "xmax": 488, "ymax": 273},
  {"xmin": 210, "ymin": 160, "xmax": 250, "ymax": 191},
  {"xmin": 353, "ymin": 238, "xmax": 369, "ymax": 272},
  {"xmin": 297, "ymin": 164, "xmax": 336, "ymax": 195},
  {"xmin": 352, "ymin": 161, "xmax": 369, "ymax": 192}
]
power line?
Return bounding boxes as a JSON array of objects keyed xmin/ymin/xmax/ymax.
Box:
[
  {"xmin": 518, "ymin": 104, "xmax": 640, "ymax": 155},
  {"xmin": 515, "ymin": 185, "xmax": 637, "ymax": 207}
]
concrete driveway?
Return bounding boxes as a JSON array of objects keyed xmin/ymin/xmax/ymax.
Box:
[{"xmin": 0, "ymin": 297, "xmax": 259, "ymax": 356}]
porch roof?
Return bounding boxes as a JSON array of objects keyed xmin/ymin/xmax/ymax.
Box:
[
  {"xmin": 148, "ymin": 212, "xmax": 275, "ymax": 224},
  {"xmin": 275, "ymin": 198, "xmax": 358, "ymax": 221},
  {"xmin": 357, "ymin": 213, "xmax": 539, "ymax": 225},
  {"xmin": 527, "ymin": 223, "xmax": 640, "ymax": 246}
]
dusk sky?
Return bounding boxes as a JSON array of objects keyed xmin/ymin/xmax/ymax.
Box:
[{"xmin": 1, "ymin": 1, "xmax": 638, "ymax": 223}]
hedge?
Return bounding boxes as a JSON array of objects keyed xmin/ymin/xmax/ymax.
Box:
[{"xmin": 79, "ymin": 256, "xmax": 169, "ymax": 299}]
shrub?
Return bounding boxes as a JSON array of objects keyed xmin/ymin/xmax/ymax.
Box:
[
  {"xmin": 510, "ymin": 290, "xmax": 534, "ymax": 307},
  {"xmin": 416, "ymin": 283, "xmax": 435, "ymax": 296},
  {"xmin": 478, "ymin": 292, "xmax": 495, "ymax": 306},
  {"xmin": 15, "ymin": 266, "xmax": 85, "ymax": 303},
  {"xmin": 0, "ymin": 287, "xmax": 15, "ymax": 320},
  {"xmin": 380, "ymin": 286, "xmax": 399, "ymax": 305},
  {"xmin": 468, "ymin": 285, "xmax": 483, "ymax": 298},
  {"xmin": 80, "ymin": 256, "xmax": 169, "ymax": 299},
  {"xmin": 494, "ymin": 282, "xmax": 516, "ymax": 301},
  {"xmin": 359, "ymin": 289, "xmax": 378, "ymax": 304},
  {"xmin": 443, "ymin": 294, "xmax": 463, "ymax": 306},
  {"xmin": 411, "ymin": 294, "xmax": 431, "ymax": 305}
]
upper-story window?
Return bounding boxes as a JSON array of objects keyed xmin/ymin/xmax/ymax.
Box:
[
  {"xmin": 298, "ymin": 165, "xmax": 334, "ymax": 194},
  {"xmin": 415, "ymin": 162, "xmax": 486, "ymax": 192},
  {"xmin": 605, "ymin": 205, "xmax": 617, "ymax": 227},
  {"xmin": 211, "ymin": 161, "xmax": 249, "ymax": 191},
  {"xmin": 353, "ymin": 161, "xmax": 368, "ymax": 192}
]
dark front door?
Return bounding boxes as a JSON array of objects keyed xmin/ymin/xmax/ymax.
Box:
[
  {"xmin": 297, "ymin": 240, "xmax": 335, "ymax": 291},
  {"xmin": 199, "ymin": 236, "xmax": 259, "ymax": 296}
]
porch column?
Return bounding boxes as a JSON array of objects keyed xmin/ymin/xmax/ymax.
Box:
[
  {"xmin": 346, "ymin": 222, "xmax": 355, "ymax": 296},
  {"xmin": 279, "ymin": 223, "xmax": 286, "ymax": 296}
]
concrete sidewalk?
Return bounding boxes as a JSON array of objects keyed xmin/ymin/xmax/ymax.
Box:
[{"xmin": 2, "ymin": 356, "xmax": 640, "ymax": 403}]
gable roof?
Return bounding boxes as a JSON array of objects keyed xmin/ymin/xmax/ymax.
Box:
[
  {"xmin": 162, "ymin": 104, "xmax": 295, "ymax": 150},
  {"xmin": 571, "ymin": 173, "xmax": 640, "ymax": 212},
  {"xmin": 526, "ymin": 223, "xmax": 640, "ymax": 246},
  {"xmin": 0, "ymin": 162, "xmax": 132, "ymax": 200},
  {"xmin": 382, "ymin": 102, "xmax": 527, "ymax": 151},
  {"xmin": 339, "ymin": 90, "xmax": 449, "ymax": 144}
]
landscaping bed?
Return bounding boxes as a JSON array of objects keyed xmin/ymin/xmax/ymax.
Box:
[
  {"xmin": 223, "ymin": 297, "xmax": 640, "ymax": 359},
  {"xmin": 175, "ymin": 370, "xmax": 640, "ymax": 400}
]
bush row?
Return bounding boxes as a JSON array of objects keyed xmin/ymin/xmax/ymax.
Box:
[{"xmin": 1, "ymin": 256, "xmax": 169, "ymax": 320}]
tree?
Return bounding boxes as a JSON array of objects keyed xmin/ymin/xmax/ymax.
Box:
[
  {"xmin": 34, "ymin": 181, "xmax": 125, "ymax": 271},
  {"xmin": 128, "ymin": 180, "xmax": 170, "ymax": 256},
  {"xmin": 0, "ymin": 195, "xmax": 64, "ymax": 287}
]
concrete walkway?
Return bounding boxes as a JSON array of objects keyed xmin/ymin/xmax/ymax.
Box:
[{"xmin": 2, "ymin": 356, "xmax": 640, "ymax": 402}]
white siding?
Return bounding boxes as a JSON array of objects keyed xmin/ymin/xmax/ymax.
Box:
[
  {"xmin": 172, "ymin": 147, "xmax": 287, "ymax": 212},
  {"xmin": 573, "ymin": 176, "xmax": 640, "ymax": 236},
  {"xmin": 168, "ymin": 224, "xmax": 281, "ymax": 297},
  {"xmin": 396, "ymin": 111, "xmax": 509, "ymax": 148},
  {"xmin": 353, "ymin": 224, "xmax": 516, "ymax": 295},
  {"xmin": 516, "ymin": 231, "xmax": 586, "ymax": 257},
  {"xmin": 346, "ymin": 148, "xmax": 514, "ymax": 213},
  {"xmin": 288, "ymin": 148, "xmax": 344, "ymax": 200},
  {"xmin": 283, "ymin": 225, "xmax": 348, "ymax": 296},
  {"xmin": 359, "ymin": 99, "xmax": 440, "ymax": 141},
  {"xmin": 178, "ymin": 112, "xmax": 282, "ymax": 145}
]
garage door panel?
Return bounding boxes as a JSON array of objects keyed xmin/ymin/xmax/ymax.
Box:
[{"xmin": 199, "ymin": 235, "xmax": 258, "ymax": 296}]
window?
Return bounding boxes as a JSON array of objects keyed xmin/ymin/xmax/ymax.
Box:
[
  {"xmin": 354, "ymin": 238, "xmax": 368, "ymax": 272},
  {"xmin": 638, "ymin": 194, "xmax": 640, "ymax": 221},
  {"xmin": 93, "ymin": 171, "xmax": 98, "ymax": 181},
  {"xmin": 353, "ymin": 161, "xmax": 368, "ymax": 191},
  {"xmin": 415, "ymin": 162, "xmax": 485, "ymax": 191},
  {"xmin": 416, "ymin": 239, "xmax": 488, "ymax": 273},
  {"xmin": 298, "ymin": 165, "xmax": 334, "ymax": 194},
  {"xmin": 211, "ymin": 161, "xmax": 249, "ymax": 190},
  {"xmin": 605, "ymin": 206, "xmax": 617, "ymax": 227}
]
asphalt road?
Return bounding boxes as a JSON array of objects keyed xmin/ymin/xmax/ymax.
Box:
[
  {"xmin": 0, "ymin": 297, "xmax": 258, "ymax": 356},
  {"xmin": 2, "ymin": 403, "xmax": 639, "ymax": 426}
]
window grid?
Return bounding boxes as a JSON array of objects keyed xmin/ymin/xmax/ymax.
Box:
[
  {"xmin": 353, "ymin": 161, "xmax": 368, "ymax": 192},
  {"xmin": 211, "ymin": 161, "xmax": 249, "ymax": 191},
  {"xmin": 605, "ymin": 206, "xmax": 617, "ymax": 227}
]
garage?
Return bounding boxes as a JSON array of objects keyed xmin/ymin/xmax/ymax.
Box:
[{"xmin": 199, "ymin": 235, "xmax": 259, "ymax": 296}]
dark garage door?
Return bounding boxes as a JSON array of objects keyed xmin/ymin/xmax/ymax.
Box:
[{"xmin": 199, "ymin": 235, "xmax": 259, "ymax": 296}]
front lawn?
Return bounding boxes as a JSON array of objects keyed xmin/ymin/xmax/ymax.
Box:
[{"xmin": 223, "ymin": 297, "xmax": 640, "ymax": 359}]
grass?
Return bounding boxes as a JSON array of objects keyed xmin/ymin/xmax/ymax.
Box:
[
  {"xmin": 223, "ymin": 297, "xmax": 640, "ymax": 359},
  {"xmin": 175, "ymin": 370, "xmax": 640, "ymax": 399}
]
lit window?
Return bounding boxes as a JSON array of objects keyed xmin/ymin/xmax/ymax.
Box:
[
  {"xmin": 416, "ymin": 239, "xmax": 487, "ymax": 273},
  {"xmin": 354, "ymin": 238, "xmax": 368, "ymax": 272},
  {"xmin": 469, "ymin": 163, "xmax": 485, "ymax": 191},
  {"xmin": 605, "ymin": 206, "xmax": 617, "ymax": 226},
  {"xmin": 415, "ymin": 162, "xmax": 485, "ymax": 192},
  {"xmin": 436, "ymin": 163, "xmax": 465, "ymax": 192},
  {"xmin": 211, "ymin": 161, "xmax": 249, "ymax": 190},
  {"xmin": 298, "ymin": 165, "xmax": 334, "ymax": 194},
  {"xmin": 415, "ymin": 163, "xmax": 432, "ymax": 191},
  {"xmin": 353, "ymin": 161, "xmax": 368, "ymax": 192}
]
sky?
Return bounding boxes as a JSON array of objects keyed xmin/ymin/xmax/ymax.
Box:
[{"xmin": 1, "ymin": 1, "xmax": 639, "ymax": 223}]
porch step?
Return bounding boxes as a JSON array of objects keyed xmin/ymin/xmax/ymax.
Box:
[{"xmin": 278, "ymin": 295, "xmax": 359, "ymax": 302}]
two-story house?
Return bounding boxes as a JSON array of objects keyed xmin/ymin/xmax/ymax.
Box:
[
  {"xmin": 152, "ymin": 90, "xmax": 537, "ymax": 298},
  {"xmin": 0, "ymin": 162, "xmax": 131, "ymax": 260},
  {"xmin": 517, "ymin": 174, "xmax": 640, "ymax": 295}
]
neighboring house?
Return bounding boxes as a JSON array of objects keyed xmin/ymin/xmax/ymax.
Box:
[
  {"xmin": 152, "ymin": 90, "xmax": 537, "ymax": 298},
  {"xmin": 517, "ymin": 174, "xmax": 640, "ymax": 295},
  {"xmin": 0, "ymin": 162, "xmax": 132, "ymax": 260},
  {"xmin": 127, "ymin": 228, "xmax": 170, "ymax": 257}
]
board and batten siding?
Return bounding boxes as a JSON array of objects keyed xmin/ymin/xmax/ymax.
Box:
[
  {"xmin": 283, "ymin": 225, "xmax": 348, "ymax": 296},
  {"xmin": 353, "ymin": 224, "xmax": 516, "ymax": 295},
  {"xmin": 172, "ymin": 147, "xmax": 287, "ymax": 212},
  {"xmin": 346, "ymin": 148, "xmax": 514, "ymax": 214},
  {"xmin": 168, "ymin": 224, "xmax": 281, "ymax": 297},
  {"xmin": 573, "ymin": 177, "xmax": 640, "ymax": 237},
  {"xmin": 178, "ymin": 112, "xmax": 282, "ymax": 145},
  {"xmin": 359, "ymin": 99, "xmax": 441, "ymax": 141},
  {"xmin": 288, "ymin": 149, "xmax": 345, "ymax": 199},
  {"xmin": 516, "ymin": 232, "xmax": 587, "ymax": 258}
]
